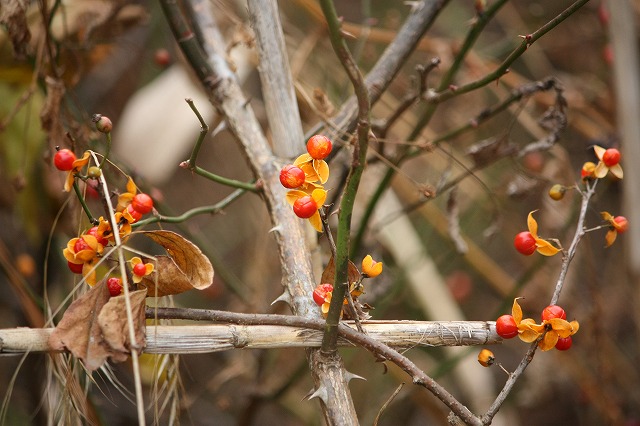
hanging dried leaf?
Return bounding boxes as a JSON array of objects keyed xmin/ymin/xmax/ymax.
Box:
[
  {"xmin": 320, "ymin": 255, "xmax": 361, "ymax": 286},
  {"xmin": 98, "ymin": 289, "xmax": 147, "ymax": 355},
  {"xmin": 136, "ymin": 230, "xmax": 214, "ymax": 297},
  {"xmin": 0, "ymin": 0, "xmax": 31, "ymax": 58},
  {"xmin": 49, "ymin": 280, "xmax": 145, "ymax": 371}
]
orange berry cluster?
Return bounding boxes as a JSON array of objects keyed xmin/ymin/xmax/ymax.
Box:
[
  {"xmin": 54, "ymin": 117, "xmax": 155, "ymax": 295},
  {"xmin": 496, "ymin": 299, "xmax": 579, "ymax": 352},
  {"xmin": 278, "ymin": 135, "xmax": 333, "ymax": 232}
]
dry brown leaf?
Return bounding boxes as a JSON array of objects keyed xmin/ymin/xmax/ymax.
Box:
[
  {"xmin": 320, "ymin": 255, "xmax": 361, "ymax": 286},
  {"xmin": 98, "ymin": 289, "xmax": 147, "ymax": 355},
  {"xmin": 48, "ymin": 280, "xmax": 142, "ymax": 371},
  {"xmin": 0, "ymin": 0, "xmax": 31, "ymax": 58},
  {"xmin": 136, "ymin": 230, "xmax": 214, "ymax": 297}
]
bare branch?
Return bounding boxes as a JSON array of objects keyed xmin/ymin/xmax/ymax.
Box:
[
  {"xmin": 308, "ymin": 0, "xmax": 451, "ymax": 140},
  {"xmin": 248, "ymin": 0, "xmax": 305, "ymax": 157}
]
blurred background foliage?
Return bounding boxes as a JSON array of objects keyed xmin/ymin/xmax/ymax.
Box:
[{"xmin": 0, "ymin": 0, "xmax": 638, "ymax": 425}]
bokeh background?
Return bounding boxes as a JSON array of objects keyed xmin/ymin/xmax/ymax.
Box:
[{"xmin": 1, "ymin": 0, "xmax": 638, "ymax": 424}]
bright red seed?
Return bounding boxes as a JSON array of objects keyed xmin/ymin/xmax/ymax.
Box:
[
  {"xmin": 127, "ymin": 204, "xmax": 143, "ymax": 223},
  {"xmin": 495, "ymin": 314, "xmax": 518, "ymax": 339},
  {"xmin": 614, "ymin": 216, "xmax": 628, "ymax": 233},
  {"xmin": 279, "ymin": 165, "xmax": 306, "ymax": 189},
  {"xmin": 541, "ymin": 305, "xmax": 567, "ymax": 321},
  {"xmin": 86, "ymin": 227, "xmax": 108, "ymax": 246},
  {"xmin": 107, "ymin": 277, "xmax": 123, "ymax": 297},
  {"xmin": 293, "ymin": 196, "xmax": 317, "ymax": 219},
  {"xmin": 73, "ymin": 237, "xmax": 91, "ymax": 253},
  {"xmin": 54, "ymin": 149, "xmax": 77, "ymax": 171},
  {"xmin": 132, "ymin": 193, "xmax": 154, "ymax": 214},
  {"xmin": 555, "ymin": 336, "xmax": 573, "ymax": 351},
  {"xmin": 306, "ymin": 135, "xmax": 333, "ymax": 160},
  {"xmin": 133, "ymin": 262, "xmax": 147, "ymax": 277},
  {"xmin": 602, "ymin": 148, "xmax": 621, "ymax": 167},
  {"xmin": 514, "ymin": 232, "xmax": 536, "ymax": 256},
  {"xmin": 67, "ymin": 260, "xmax": 84, "ymax": 274},
  {"xmin": 313, "ymin": 283, "xmax": 333, "ymax": 306}
]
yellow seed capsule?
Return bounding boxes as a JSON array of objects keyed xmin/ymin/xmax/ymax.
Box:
[
  {"xmin": 548, "ymin": 184, "xmax": 566, "ymax": 201},
  {"xmin": 477, "ymin": 349, "xmax": 495, "ymax": 367}
]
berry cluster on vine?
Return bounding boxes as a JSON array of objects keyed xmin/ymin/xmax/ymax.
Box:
[{"xmin": 53, "ymin": 117, "xmax": 156, "ymax": 296}]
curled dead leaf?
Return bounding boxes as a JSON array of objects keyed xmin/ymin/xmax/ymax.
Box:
[
  {"xmin": 48, "ymin": 281, "xmax": 147, "ymax": 371},
  {"xmin": 320, "ymin": 255, "xmax": 361, "ymax": 286},
  {"xmin": 99, "ymin": 289, "xmax": 147, "ymax": 355},
  {"xmin": 136, "ymin": 230, "xmax": 214, "ymax": 297}
]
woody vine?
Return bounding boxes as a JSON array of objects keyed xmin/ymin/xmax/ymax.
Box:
[{"xmin": 0, "ymin": 0, "xmax": 631, "ymax": 425}]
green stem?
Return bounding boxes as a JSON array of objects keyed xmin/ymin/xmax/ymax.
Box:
[
  {"xmin": 186, "ymin": 98, "xmax": 209, "ymax": 168},
  {"xmin": 409, "ymin": 0, "xmax": 508, "ymax": 141},
  {"xmin": 72, "ymin": 180, "xmax": 97, "ymax": 224},
  {"xmin": 181, "ymin": 98, "xmax": 257, "ymax": 192},
  {"xmin": 425, "ymin": 0, "xmax": 591, "ymax": 107},
  {"xmin": 133, "ymin": 188, "xmax": 246, "ymax": 227},
  {"xmin": 99, "ymin": 132, "xmax": 111, "ymax": 169},
  {"xmin": 319, "ymin": 0, "xmax": 371, "ymax": 354},
  {"xmin": 191, "ymin": 166, "xmax": 257, "ymax": 192}
]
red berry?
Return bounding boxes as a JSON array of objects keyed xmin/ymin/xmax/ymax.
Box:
[
  {"xmin": 54, "ymin": 149, "xmax": 77, "ymax": 171},
  {"xmin": 132, "ymin": 193, "xmax": 154, "ymax": 214},
  {"xmin": 73, "ymin": 237, "xmax": 91, "ymax": 253},
  {"xmin": 495, "ymin": 314, "xmax": 518, "ymax": 339},
  {"xmin": 555, "ymin": 336, "xmax": 573, "ymax": 351},
  {"xmin": 85, "ymin": 182, "xmax": 100, "ymax": 199},
  {"xmin": 133, "ymin": 262, "xmax": 147, "ymax": 277},
  {"xmin": 602, "ymin": 148, "xmax": 621, "ymax": 167},
  {"xmin": 541, "ymin": 305, "xmax": 567, "ymax": 321},
  {"xmin": 279, "ymin": 165, "xmax": 305, "ymax": 189},
  {"xmin": 154, "ymin": 48, "xmax": 171, "ymax": 67},
  {"xmin": 293, "ymin": 195, "xmax": 317, "ymax": 219},
  {"xmin": 306, "ymin": 135, "xmax": 333, "ymax": 160},
  {"xmin": 86, "ymin": 227, "xmax": 108, "ymax": 246},
  {"xmin": 127, "ymin": 204, "xmax": 143, "ymax": 222},
  {"xmin": 514, "ymin": 232, "xmax": 536, "ymax": 255},
  {"xmin": 107, "ymin": 277, "xmax": 122, "ymax": 297},
  {"xmin": 67, "ymin": 260, "xmax": 83, "ymax": 274},
  {"xmin": 313, "ymin": 283, "xmax": 333, "ymax": 306},
  {"xmin": 614, "ymin": 216, "xmax": 628, "ymax": 233}
]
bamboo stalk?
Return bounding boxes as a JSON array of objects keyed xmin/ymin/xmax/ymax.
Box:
[{"xmin": 0, "ymin": 321, "xmax": 498, "ymax": 355}]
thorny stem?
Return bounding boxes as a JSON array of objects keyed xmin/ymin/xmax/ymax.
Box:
[
  {"xmin": 551, "ymin": 179, "xmax": 597, "ymax": 305},
  {"xmin": 320, "ymin": 0, "xmax": 371, "ymax": 353},
  {"xmin": 410, "ymin": 0, "xmax": 508, "ymax": 139},
  {"xmin": 319, "ymin": 0, "xmax": 371, "ymax": 354},
  {"xmin": 352, "ymin": 0, "xmax": 511, "ymax": 255},
  {"xmin": 352, "ymin": 1, "xmax": 587, "ymax": 251},
  {"xmin": 425, "ymin": 0, "xmax": 591, "ymax": 106},
  {"xmin": 352, "ymin": 75, "xmax": 563, "ymax": 255}
]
